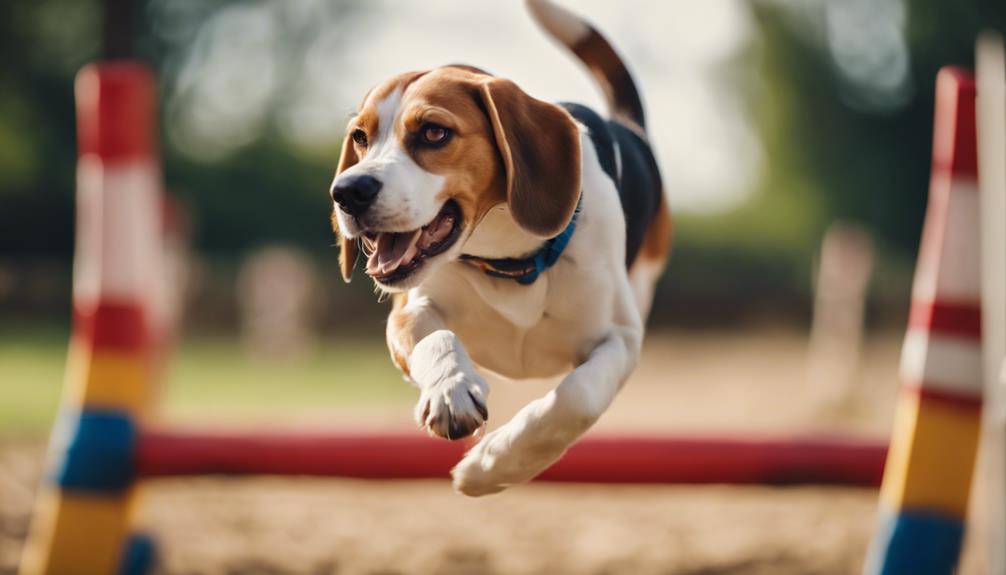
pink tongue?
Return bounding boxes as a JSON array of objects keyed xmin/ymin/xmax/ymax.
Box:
[{"xmin": 367, "ymin": 230, "xmax": 420, "ymax": 275}]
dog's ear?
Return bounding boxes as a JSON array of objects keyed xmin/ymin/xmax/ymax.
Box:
[
  {"xmin": 479, "ymin": 79, "xmax": 581, "ymax": 237},
  {"xmin": 335, "ymin": 132, "xmax": 361, "ymax": 283}
]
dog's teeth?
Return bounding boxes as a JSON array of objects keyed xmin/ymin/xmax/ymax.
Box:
[
  {"xmin": 419, "ymin": 212, "xmax": 454, "ymax": 249},
  {"xmin": 402, "ymin": 240, "xmax": 419, "ymax": 265}
]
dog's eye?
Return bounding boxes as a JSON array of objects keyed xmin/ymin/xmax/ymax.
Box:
[
  {"xmin": 351, "ymin": 129, "xmax": 368, "ymax": 147},
  {"xmin": 420, "ymin": 124, "xmax": 451, "ymax": 146}
]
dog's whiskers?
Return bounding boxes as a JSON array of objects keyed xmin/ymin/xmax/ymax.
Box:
[{"xmin": 358, "ymin": 238, "xmax": 374, "ymax": 258}]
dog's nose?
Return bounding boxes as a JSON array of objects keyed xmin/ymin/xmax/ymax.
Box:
[{"xmin": 331, "ymin": 175, "xmax": 382, "ymax": 217}]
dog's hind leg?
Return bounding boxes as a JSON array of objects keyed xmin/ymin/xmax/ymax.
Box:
[{"xmin": 451, "ymin": 280, "xmax": 643, "ymax": 496}]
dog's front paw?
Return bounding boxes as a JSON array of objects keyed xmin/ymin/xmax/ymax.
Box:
[
  {"xmin": 410, "ymin": 330, "xmax": 489, "ymax": 440},
  {"xmin": 414, "ymin": 372, "xmax": 488, "ymax": 440}
]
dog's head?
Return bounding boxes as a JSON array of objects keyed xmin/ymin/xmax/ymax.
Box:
[{"xmin": 330, "ymin": 66, "xmax": 581, "ymax": 291}]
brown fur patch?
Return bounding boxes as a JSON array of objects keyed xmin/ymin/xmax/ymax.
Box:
[
  {"xmin": 443, "ymin": 63, "xmax": 493, "ymax": 76},
  {"xmin": 334, "ymin": 126, "xmax": 361, "ymax": 282},
  {"xmin": 571, "ymin": 29, "xmax": 646, "ymax": 132},
  {"xmin": 635, "ymin": 194, "xmax": 673, "ymax": 263},
  {"xmin": 387, "ymin": 293, "xmax": 415, "ymax": 376}
]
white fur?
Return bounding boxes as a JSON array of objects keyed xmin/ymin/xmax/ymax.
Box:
[
  {"xmin": 409, "ymin": 330, "xmax": 489, "ymax": 437},
  {"xmin": 463, "ymin": 203, "xmax": 543, "ymax": 259},
  {"xmin": 628, "ymin": 259, "xmax": 661, "ymax": 318},
  {"xmin": 397, "ymin": 130, "xmax": 646, "ymax": 495}
]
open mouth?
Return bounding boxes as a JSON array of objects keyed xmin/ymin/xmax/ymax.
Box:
[{"xmin": 362, "ymin": 200, "xmax": 462, "ymax": 284}]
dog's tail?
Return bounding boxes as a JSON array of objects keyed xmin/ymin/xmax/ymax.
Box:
[{"xmin": 526, "ymin": 0, "xmax": 646, "ymax": 130}]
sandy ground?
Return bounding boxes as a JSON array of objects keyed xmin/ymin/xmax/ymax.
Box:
[{"xmin": 0, "ymin": 331, "xmax": 991, "ymax": 574}]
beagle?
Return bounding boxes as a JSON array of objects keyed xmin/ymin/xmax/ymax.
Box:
[{"xmin": 329, "ymin": 0, "xmax": 671, "ymax": 496}]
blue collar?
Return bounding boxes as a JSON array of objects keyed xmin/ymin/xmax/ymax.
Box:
[{"xmin": 459, "ymin": 197, "xmax": 582, "ymax": 285}]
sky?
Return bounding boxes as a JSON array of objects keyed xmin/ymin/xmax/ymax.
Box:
[{"xmin": 161, "ymin": 0, "xmax": 764, "ymax": 213}]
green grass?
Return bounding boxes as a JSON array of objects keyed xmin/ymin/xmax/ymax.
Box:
[
  {"xmin": 0, "ymin": 324, "xmax": 409, "ymax": 438},
  {"xmin": 0, "ymin": 326, "xmax": 69, "ymax": 437},
  {"xmin": 162, "ymin": 337, "xmax": 409, "ymax": 419}
]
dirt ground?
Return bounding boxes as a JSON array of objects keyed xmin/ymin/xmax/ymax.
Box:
[{"xmin": 0, "ymin": 331, "xmax": 991, "ymax": 574}]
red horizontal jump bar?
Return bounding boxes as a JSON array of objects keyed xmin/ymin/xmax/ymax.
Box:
[{"xmin": 137, "ymin": 429, "xmax": 888, "ymax": 487}]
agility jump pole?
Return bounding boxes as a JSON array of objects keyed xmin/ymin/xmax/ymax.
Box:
[
  {"xmin": 864, "ymin": 67, "xmax": 986, "ymax": 575},
  {"xmin": 18, "ymin": 64, "xmax": 162, "ymax": 575}
]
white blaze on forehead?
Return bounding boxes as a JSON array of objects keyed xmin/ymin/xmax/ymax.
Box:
[{"xmin": 370, "ymin": 86, "xmax": 405, "ymax": 151}]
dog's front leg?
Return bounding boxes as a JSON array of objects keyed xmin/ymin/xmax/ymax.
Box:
[
  {"xmin": 388, "ymin": 294, "xmax": 489, "ymax": 440},
  {"xmin": 451, "ymin": 292, "xmax": 643, "ymax": 496}
]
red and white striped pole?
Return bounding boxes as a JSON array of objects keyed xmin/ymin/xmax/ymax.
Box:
[
  {"xmin": 865, "ymin": 67, "xmax": 983, "ymax": 575},
  {"xmin": 19, "ymin": 63, "xmax": 163, "ymax": 575}
]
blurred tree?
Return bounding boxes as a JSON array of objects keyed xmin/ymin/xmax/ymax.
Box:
[
  {"xmin": 746, "ymin": 0, "xmax": 1005, "ymax": 256},
  {"xmin": 658, "ymin": 0, "xmax": 1004, "ymax": 325},
  {"xmin": 0, "ymin": 0, "xmax": 359, "ymax": 262},
  {"xmin": 0, "ymin": 0, "xmax": 98, "ymax": 258}
]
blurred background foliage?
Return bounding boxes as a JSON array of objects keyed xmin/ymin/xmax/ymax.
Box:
[{"xmin": 1, "ymin": 0, "xmax": 1004, "ymax": 332}]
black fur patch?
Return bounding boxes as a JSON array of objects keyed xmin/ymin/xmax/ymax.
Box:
[{"xmin": 560, "ymin": 103, "xmax": 663, "ymax": 267}]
